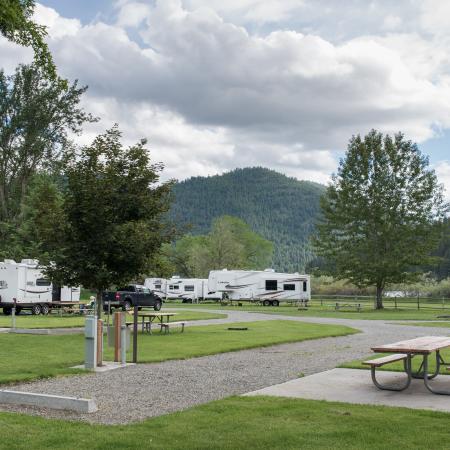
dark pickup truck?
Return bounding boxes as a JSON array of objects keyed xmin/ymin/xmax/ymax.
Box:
[{"xmin": 103, "ymin": 284, "xmax": 162, "ymax": 313}]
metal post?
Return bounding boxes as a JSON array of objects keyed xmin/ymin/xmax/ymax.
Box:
[
  {"xmin": 417, "ymin": 294, "xmax": 420, "ymax": 310},
  {"xmin": 85, "ymin": 316, "xmax": 97, "ymax": 369},
  {"xmin": 97, "ymin": 319, "xmax": 103, "ymax": 367},
  {"xmin": 12, "ymin": 298, "xmax": 16, "ymax": 330},
  {"xmin": 132, "ymin": 304, "xmax": 138, "ymax": 363}
]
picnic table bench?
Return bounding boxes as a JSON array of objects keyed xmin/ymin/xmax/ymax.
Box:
[
  {"xmin": 159, "ymin": 321, "xmax": 186, "ymax": 334},
  {"xmin": 367, "ymin": 336, "xmax": 450, "ymax": 395},
  {"xmin": 334, "ymin": 302, "xmax": 362, "ymax": 312},
  {"xmin": 125, "ymin": 311, "xmax": 178, "ymax": 334}
]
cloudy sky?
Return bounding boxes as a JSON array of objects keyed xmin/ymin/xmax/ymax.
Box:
[{"xmin": 1, "ymin": 0, "xmax": 450, "ymax": 194}]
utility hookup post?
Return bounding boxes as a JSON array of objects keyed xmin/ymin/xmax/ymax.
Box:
[
  {"xmin": 85, "ymin": 316, "xmax": 97, "ymax": 370},
  {"xmin": 12, "ymin": 298, "xmax": 16, "ymax": 330}
]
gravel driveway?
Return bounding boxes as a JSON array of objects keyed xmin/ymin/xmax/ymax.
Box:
[{"xmin": 1, "ymin": 310, "xmax": 449, "ymax": 424}]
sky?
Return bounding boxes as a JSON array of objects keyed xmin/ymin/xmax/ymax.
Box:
[{"xmin": 1, "ymin": 0, "xmax": 450, "ymax": 196}]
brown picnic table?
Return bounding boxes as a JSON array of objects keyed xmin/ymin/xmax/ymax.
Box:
[
  {"xmin": 127, "ymin": 311, "xmax": 178, "ymax": 334},
  {"xmin": 367, "ymin": 336, "xmax": 450, "ymax": 395}
]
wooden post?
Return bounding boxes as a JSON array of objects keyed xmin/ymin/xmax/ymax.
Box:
[
  {"xmin": 114, "ymin": 312, "xmax": 121, "ymax": 363},
  {"xmin": 97, "ymin": 319, "xmax": 103, "ymax": 367}
]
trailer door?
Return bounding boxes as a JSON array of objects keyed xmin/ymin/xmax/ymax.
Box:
[{"xmin": 52, "ymin": 284, "xmax": 61, "ymax": 302}]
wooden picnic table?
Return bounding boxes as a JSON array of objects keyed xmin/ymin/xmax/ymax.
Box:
[
  {"xmin": 370, "ymin": 336, "xmax": 450, "ymax": 395},
  {"xmin": 127, "ymin": 311, "xmax": 178, "ymax": 334}
]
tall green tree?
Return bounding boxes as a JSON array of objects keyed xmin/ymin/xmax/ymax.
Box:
[
  {"xmin": 314, "ymin": 130, "xmax": 447, "ymax": 309},
  {"xmin": 0, "ymin": 64, "xmax": 95, "ymax": 225},
  {"xmin": 0, "ymin": 0, "xmax": 56, "ymax": 77},
  {"xmin": 164, "ymin": 215, "xmax": 274, "ymax": 278},
  {"xmin": 12, "ymin": 173, "xmax": 65, "ymax": 260},
  {"xmin": 44, "ymin": 127, "xmax": 173, "ymax": 317}
]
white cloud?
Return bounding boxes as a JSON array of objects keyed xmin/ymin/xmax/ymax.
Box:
[{"xmin": 2, "ymin": 1, "xmax": 450, "ymax": 188}]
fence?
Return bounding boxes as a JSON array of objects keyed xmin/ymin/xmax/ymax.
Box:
[{"xmin": 311, "ymin": 294, "xmax": 450, "ymax": 311}]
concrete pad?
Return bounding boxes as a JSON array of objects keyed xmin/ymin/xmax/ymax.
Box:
[
  {"xmin": 71, "ymin": 361, "xmax": 136, "ymax": 372},
  {"xmin": 0, "ymin": 390, "xmax": 97, "ymax": 413},
  {"xmin": 244, "ymin": 368, "xmax": 450, "ymax": 413}
]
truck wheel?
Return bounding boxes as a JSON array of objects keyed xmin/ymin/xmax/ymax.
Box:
[
  {"xmin": 41, "ymin": 304, "xmax": 50, "ymax": 315},
  {"xmin": 3, "ymin": 306, "xmax": 11, "ymax": 316},
  {"xmin": 31, "ymin": 304, "xmax": 42, "ymax": 315},
  {"xmin": 263, "ymin": 300, "xmax": 271, "ymax": 307},
  {"xmin": 154, "ymin": 300, "xmax": 162, "ymax": 311},
  {"xmin": 272, "ymin": 300, "xmax": 279, "ymax": 307},
  {"xmin": 122, "ymin": 300, "xmax": 132, "ymax": 311}
]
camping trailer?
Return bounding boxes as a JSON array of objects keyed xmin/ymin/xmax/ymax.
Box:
[
  {"xmin": 0, "ymin": 259, "xmax": 81, "ymax": 315},
  {"xmin": 144, "ymin": 278, "xmax": 168, "ymax": 299},
  {"xmin": 144, "ymin": 276, "xmax": 222, "ymax": 303},
  {"xmin": 208, "ymin": 268, "xmax": 311, "ymax": 306}
]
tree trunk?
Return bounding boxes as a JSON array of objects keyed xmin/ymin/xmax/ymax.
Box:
[
  {"xmin": 375, "ymin": 284, "xmax": 384, "ymax": 310},
  {"xmin": 96, "ymin": 290, "xmax": 102, "ymax": 319}
]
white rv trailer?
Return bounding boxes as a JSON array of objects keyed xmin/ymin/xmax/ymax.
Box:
[
  {"xmin": 144, "ymin": 276, "xmax": 221, "ymax": 303},
  {"xmin": 0, "ymin": 259, "xmax": 81, "ymax": 315},
  {"xmin": 144, "ymin": 278, "xmax": 167, "ymax": 298},
  {"xmin": 208, "ymin": 268, "xmax": 311, "ymax": 306}
]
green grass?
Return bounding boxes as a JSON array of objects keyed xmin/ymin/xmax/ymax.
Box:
[
  {"xmin": 0, "ymin": 320, "xmax": 356, "ymax": 384},
  {"xmin": 0, "ymin": 334, "xmax": 86, "ymax": 384},
  {"xmin": 164, "ymin": 302, "xmax": 450, "ymax": 320},
  {"xmin": 341, "ymin": 348, "xmax": 450, "ymax": 376},
  {"xmin": 1, "ymin": 397, "xmax": 450, "ymax": 449},
  {"xmin": 110, "ymin": 320, "xmax": 357, "ymax": 364},
  {"xmin": 0, "ymin": 310, "xmax": 226, "ymax": 329}
]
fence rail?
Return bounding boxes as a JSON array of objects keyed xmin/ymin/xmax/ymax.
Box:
[{"xmin": 311, "ymin": 294, "xmax": 450, "ymax": 310}]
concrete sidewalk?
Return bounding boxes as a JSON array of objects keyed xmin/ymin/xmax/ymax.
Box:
[{"xmin": 244, "ymin": 368, "xmax": 450, "ymax": 413}]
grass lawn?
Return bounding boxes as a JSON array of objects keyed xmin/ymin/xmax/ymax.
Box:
[
  {"xmin": 341, "ymin": 348, "xmax": 450, "ymax": 376},
  {"xmin": 0, "ymin": 310, "xmax": 226, "ymax": 329},
  {"xmin": 2, "ymin": 397, "xmax": 450, "ymax": 449},
  {"xmin": 0, "ymin": 320, "xmax": 356, "ymax": 384},
  {"xmin": 164, "ymin": 302, "xmax": 450, "ymax": 320}
]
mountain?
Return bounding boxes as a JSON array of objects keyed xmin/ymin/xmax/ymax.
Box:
[{"xmin": 169, "ymin": 167, "xmax": 326, "ymax": 272}]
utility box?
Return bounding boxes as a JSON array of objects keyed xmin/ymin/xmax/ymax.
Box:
[
  {"xmin": 85, "ymin": 316, "xmax": 97, "ymax": 369},
  {"xmin": 107, "ymin": 325, "xmax": 131, "ymax": 350}
]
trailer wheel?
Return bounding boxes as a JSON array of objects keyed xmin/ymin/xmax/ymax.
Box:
[
  {"xmin": 263, "ymin": 300, "xmax": 271, "ymax": 307},
  {"xmin": 31, "ymin": 304, "xmax": 42, "ymax": 315},
  {"xmin": 271, "ymin": 300, "xmax": 279, "ymax": 307},
  {"xmin": 3, "ymin": 306, "xmax": 11, "ymax": 316},
  {"xmin": 16, "ymin": 307, "xmax": 22, "ymax": 315},
  {"xmin": 41, "ymin": 304, "xmax": 50, "ymax": 315}
]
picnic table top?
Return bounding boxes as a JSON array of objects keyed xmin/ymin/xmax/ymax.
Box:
[
  {"xmin": 371, "ymin": 336, "xmax": 450, "ymax": 354},
  {"xmin": 136, "ymin": 311, "xmax": 178, "ymax": 317}
]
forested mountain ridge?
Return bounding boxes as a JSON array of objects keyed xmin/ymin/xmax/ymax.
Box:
[{"xmin": 169, "ymin": 167, "xmax": 326, "ymax": 272}]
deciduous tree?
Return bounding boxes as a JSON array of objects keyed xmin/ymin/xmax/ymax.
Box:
[
  {"xmin": 44, "ymin": 127, "xmax": 174, "ymax": 317},
  {"xmin": 314, "ymin": 130, "xmax": 447, "ymax": 309}
]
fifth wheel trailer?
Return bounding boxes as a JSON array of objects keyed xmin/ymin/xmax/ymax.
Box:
[
  {"xmin": 144, "ymin": 276, "xmax": 222, "ymax": 303},
  {"xmin": 208, "ymin": 269, "xmax": 311, "ymax": 306},
  {"xmin": 0, "ymin": 259, "xmax": 81, "ymax": 315}
]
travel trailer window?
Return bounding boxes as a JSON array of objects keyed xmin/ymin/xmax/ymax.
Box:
[
  {"xmin": 283, "ymin": 284, "xmax": 295, "ymax": 290},
  {"xmin": 169, "ymin": 285, "xmax": 179, "ymax": 290},
  {"xmin": 265, "ymin": 280, "xmax": 277, "ymax": 290},
  {"xmin": 303, "ymin": 281, "xmax": 307, "ymax": 292},
  {"xmin": 185, "ymin": 285, "xmax": 195, "ymax": 292},
  {"xmin": 0, "ymin": 280, "xmax": 6, "ymax": 288},
  {"xmin": 36, "ymin": 278, "xmax": 51, "ymax": 286},
  {"xmin": 155, "ymin": 284, "xmax": 161, "ymax": 289}
]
